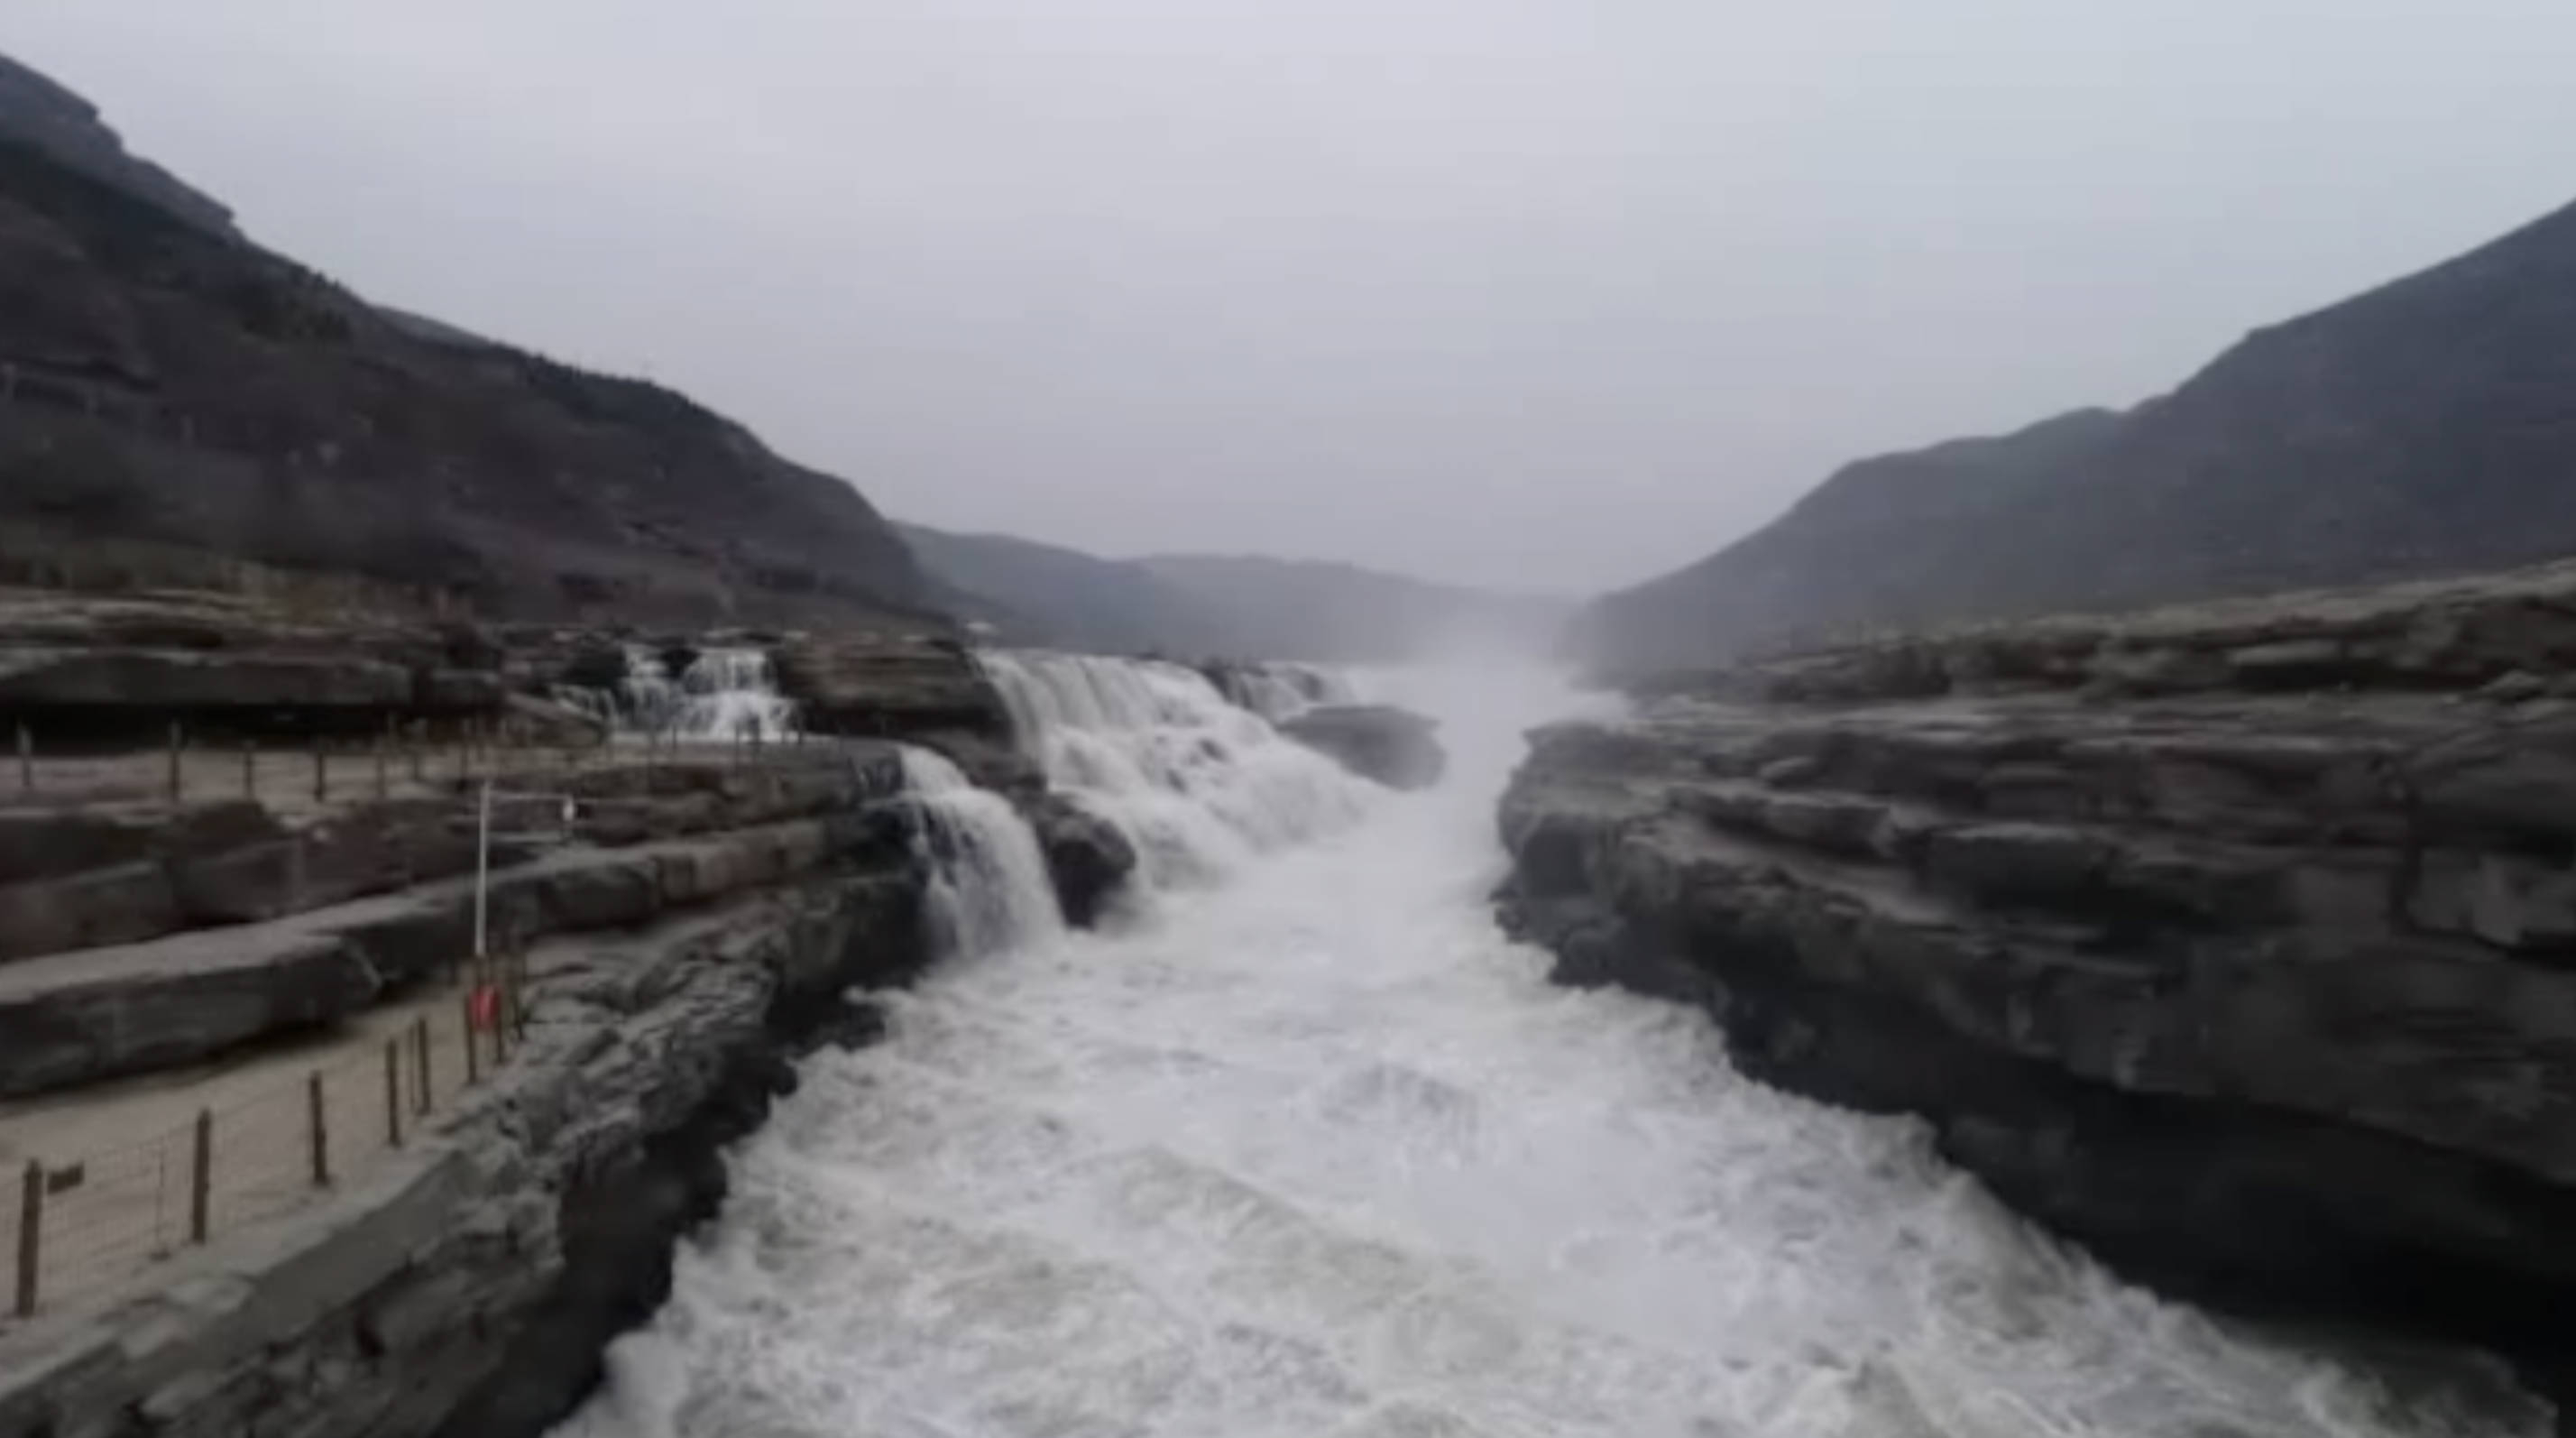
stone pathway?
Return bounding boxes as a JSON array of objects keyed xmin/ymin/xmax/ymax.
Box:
[{"xmin": 0, "ymin": 971, "xmax": 510, "ymax": 1325}]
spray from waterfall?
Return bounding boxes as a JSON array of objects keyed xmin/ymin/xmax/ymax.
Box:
[
  {"xmin": 977, "ymin": 651, "xmax": 1374, "ymax": 890},
  {"xmin": 896, "ymin": 746, "xmax": 1063, "ymax": 958}
]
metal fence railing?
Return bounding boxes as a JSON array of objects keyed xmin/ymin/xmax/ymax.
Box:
[
  {"xmin": 5, "ymin": 719, "xmax": 833, "ymax": 816},
  {"xmin": 0, "ymin": 724, "xmax": 874, "ymax": 1327},
  {"xmin": 4, "ymin": 954, "xmax": 529, "ymax": 1324}
]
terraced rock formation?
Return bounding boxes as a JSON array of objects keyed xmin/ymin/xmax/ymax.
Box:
[{"xmin": 1501, "ymin": 559, "xmax": 2576, "ymax": 1401}]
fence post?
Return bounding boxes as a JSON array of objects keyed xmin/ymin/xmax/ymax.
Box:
[
  {"xmin": 307, "ymin": 1071, "xmax": 329, "ymax": 1187},
  {"xmin": 312, "ymin": 747, "xmax": 327, "ymax": 806},
  {"xmin": 414, "ymin": 1017, "xmax": 432, "ymax": 1114},
  {"xmin": 167, "ymin": 722, "xmax": 185, "ymax": 802},
  {"xmin": 409, "ymin": 722, "xmax": 425, "ymax": 783},
  {"xmin": 14, "ymin": 723, "xmax": 28, "ymax": 792},
  {"xmin": 373, "ymin": 735, "xmax": 390, "ymax": 801},
  {"xmin": 464, "ymin": 991, "xmax": 482, "ymax": 1085},
  {"xmin": 189, "ymin": 1110, "xmax": 212, "ymax": 1245},
  {"xmin": 14, "ymin": 1161, "xmax": 39, "ymax": 1319},
  {"xmin": 385, "ymin": 1039, "xmax": 404, "ymax": 1148},
  {"xmin": 241, "ymin": 743, "xmax": 256, "ymax": 800},
  {"xmin": 492, "ymin": 974, "xmax": 509, "ymax": 1065}
]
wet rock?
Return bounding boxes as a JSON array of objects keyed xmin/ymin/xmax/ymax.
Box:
[
  {"xmin": 0, "ymin": 646, "xmax": 414, "ymax": 709},
  {"xmin": 771, "ymin": 633, "xmax": 1011, "ymax": 751},
  {"xmin": 1280, "ymin": 705, "xmax": 1447, "ymax": 790},
  {"xmin": 1023, "ymin": 792, "xmax": 1136, "ymax": 926},
  {"xmin": 1499, "ymin": 582, "xmax": 2576, "ymax": 1403}
]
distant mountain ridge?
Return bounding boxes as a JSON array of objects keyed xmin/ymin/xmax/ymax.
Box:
[
  {"xmin": 900, "ymin": 522, "xmax": 1566, "ymax": 661},
  {"xmin": 1134, "ymin": 551, "xmax": 1570, "ymax": 661},
  {"xmin": 1576, "ymin": 193, "xmax": 2576, "ymax": 672},
  {"xmin": 0, "ymin": 49, "xmax": 938, "ymax": 627}
]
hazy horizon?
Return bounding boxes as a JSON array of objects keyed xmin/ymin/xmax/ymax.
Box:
[{"xmin": 16, "ymin": 5, "xmax": 2576, "ymax": 593}]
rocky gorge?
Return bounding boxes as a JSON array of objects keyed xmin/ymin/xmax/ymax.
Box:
[
  {"xmin": 0, "ymin": 576, "xmax": 1427, "ymax": 1437},
  {"xmin": 1500, "ymin": 559, "xmax": 2576, "ymax": 1407}
]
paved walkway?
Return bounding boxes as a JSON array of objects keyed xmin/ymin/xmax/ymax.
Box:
[{"xmin": 0, "ymin": 970, "xmax": 511, "ymax": 1324}]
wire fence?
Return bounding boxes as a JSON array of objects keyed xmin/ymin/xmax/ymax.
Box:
[
  {"xmin": 5, "ymin": 717, "xmax": 830, "ymax": 817},
  {"xmin": 4, "ymin": 953, "xmax": 530, "ymax": 1324},
  {"xmin": 0, "ymin": 713, "xmax": 860, "ymax": 1325}
]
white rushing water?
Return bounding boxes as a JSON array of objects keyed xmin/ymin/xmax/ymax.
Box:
[
  {"xmin": 587, "ymin": 645, "xmax": 800, "ymax": 742},
  {"xmin": 1208, "ymin": 661, "xmax": 1357, "ymax": 723},
  {"xmin": 897, "ymin": 746, "xmax": 1066, "ymax": 960},
  {"xmin": 980, "ymin": 652, "xmax": 1375, "ymax": 894},
  {"xmin": 558, "ymin": 661, "xmax": 2542, "ymax": 1438}
]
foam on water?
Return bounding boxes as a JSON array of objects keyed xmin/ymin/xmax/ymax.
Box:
[
  {"xmin": 979, "ymin": 651, "xmax": 1375, "ymax": 893},
  {"xmin": 557, "ymin": 663, "xmax": 2544, "ymax": 1438},
  {"xmin": 897, "ymin": 746, "xmax": 1065, "ymax": 959},
  {"xmin": 593, "ymin": 645, "xmax": 800, "ymax": 742}
]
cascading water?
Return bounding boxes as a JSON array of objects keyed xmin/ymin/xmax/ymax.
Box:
[
  {"xmin": 979, "ymin": 651, "xmax": 1375, "ymax": 890},
  {"xmin": 896, "ymin": 745, "xmax": 1064, "ymax": 959},
  {"xmin": 1213, "ymin": 661, "xmax": 1357, "ymax": 722},
  {"xmin": 585, "ymin": 646, "xmax": 800, "ymax": 742},
  {"xmin": 556, "ymin": 663, "xmax": 2544, "ymax": 1438}
]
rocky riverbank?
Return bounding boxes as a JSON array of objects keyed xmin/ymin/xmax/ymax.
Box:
[
  {"xmin": 0, "ymin": 606, "xmax": 1373, "ymax": 1437},
  {"xmin": 1499, "ymin": 560, "xmax": 2576, "ymax": 1406},
  {"xmin": 0, "ymin": 595, "xmax": 1000, "ymax": 1438}
]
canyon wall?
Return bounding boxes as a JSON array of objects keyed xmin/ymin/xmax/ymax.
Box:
[{"xmin": 1502, "ymin": 560, "xmax": 2576, "ymax": 1398}]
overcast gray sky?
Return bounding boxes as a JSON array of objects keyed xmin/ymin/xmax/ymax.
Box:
[{"xmin": 14, "ymin": 3, "xmax": 2576, "ymax": 591}]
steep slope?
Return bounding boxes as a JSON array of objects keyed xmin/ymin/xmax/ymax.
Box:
[
  {"xmin": 0, "ymin": 53, "xmax": 937, "ymax": 627},
  {"xmin": 1578, "ymin": 195, "xmax": 2576, "ymax": 672},
  {"xmin": 0, "ymin": 52, "xmax": 236, "ymax": 239}
]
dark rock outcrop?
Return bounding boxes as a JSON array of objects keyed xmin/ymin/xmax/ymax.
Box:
[
  {"xmin": 1578, "ymin": 189, "xmax": 2576, "ymax": 672},
  {"xmin": 1024, "ymin": 791, "xmax": 1137, "ymax": 926},
  {"xmin": 0, "ymin": 590, "xmax": 566, "ymax": 745},
  {"xmin": 772, "ymin": 634, "xmax": 1003, "ymax": 739},
  {"xmin": 1282, "ymin": 705, "xmax": 1447, "ymax": 790},
  {"xmin": 1502, "ymin": 566, "xmax": 2576, "ymax": 1402}
]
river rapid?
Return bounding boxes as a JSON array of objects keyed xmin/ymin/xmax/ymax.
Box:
[{"xmin": 557, "ymin": 659, "xmax": 2539, "ymax": 1438}]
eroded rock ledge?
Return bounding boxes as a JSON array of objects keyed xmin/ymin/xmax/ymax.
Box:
[{"xmin": 1500, "ymin": 562, "xmax": 2576, "ymax": 1401}]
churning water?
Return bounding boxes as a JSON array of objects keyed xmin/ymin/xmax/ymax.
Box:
[
  {"xmin": 897, "ymin": 746, "xmax": 1066, "ymax": 960},
  {"xmin": 980, "ymin": 652, "xmax": 1375, "ymax": 893},
  {"xmin": 581, "ymin": 645, "xmax": 801, "ymax": 742},
  {"xmin": 558, "ymin": 662, "xmax": 2543, "ymax": 1438}
]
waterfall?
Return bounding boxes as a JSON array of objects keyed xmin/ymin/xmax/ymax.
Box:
[
  {"xmin": 584, "ymin": 645, "xmax": 800, "ymax": 742},
  {"xmin": 1214, "ymin": 661, "xmax": 1357, "ymax": 722},
  {"xmin": 979, "ymin": 651, "xmax": 1374, "ymax": 890},
  {"xmin": 557, "ymin": 666, "xmax": 2504, "ymax": 1438},
  {"xmin": 895, "ymin": 746, "xmax": 1064, "ymax": 958}
]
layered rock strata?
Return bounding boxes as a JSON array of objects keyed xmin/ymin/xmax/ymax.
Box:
[
  {"xmin": 0, "ymin": 754, "xmax": 931, "ymax": 1438},
  {"xmin": 1501, "ymin": 565, "xmax": 2576, "ymax": 1398}
]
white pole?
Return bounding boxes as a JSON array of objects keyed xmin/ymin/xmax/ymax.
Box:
[{"xmin": 474, "ymin": 779, "xmax": 492, "ymax": 959}]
